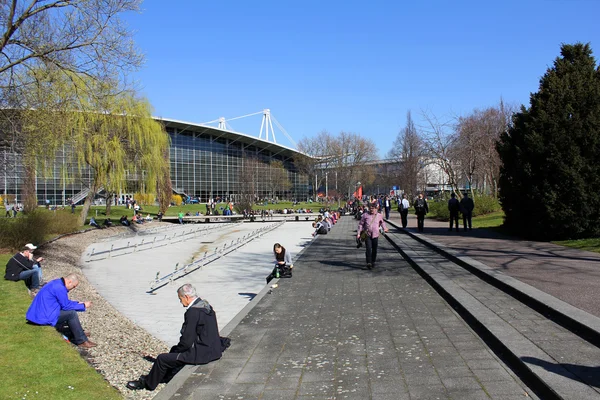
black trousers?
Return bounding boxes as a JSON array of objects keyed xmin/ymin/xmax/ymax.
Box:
[
  {"xmin": 365, "ymin": 236, "xmax": 379, "ymax": 265},
  {"xmin": 449, "ymin": 212, "xmax": 459, "ymax": 231},
  {"xmin": 400, "ymin": 209, "xmax": 408, "ymax": 228},
  {"xmin": 463, "ymin": 211, "xmax": 472, "ymax": 230},
  {"xmin": 417, "ymin": 214, "xmax": 425, "ymax": 232},
  {"xmin": 145, "ymin": 353, "xmax": 186, "ymax": 391}
]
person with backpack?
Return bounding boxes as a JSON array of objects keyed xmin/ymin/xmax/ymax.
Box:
[
  {"xmin": 414, "ymin": 193, "xmax": 429, "ymax": 233},
  {"xmin": 448, "ymin": 192, "xmax": 460, "ymax": 232}
]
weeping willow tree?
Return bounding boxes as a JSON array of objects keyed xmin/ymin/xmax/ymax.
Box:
[
  {"xmin": 70, "ymin": 84, "xmax": 169, "ymax": 224},
  {"xmin": 17, "ymin": 69, "xmax": 170, "ymax": 224}
]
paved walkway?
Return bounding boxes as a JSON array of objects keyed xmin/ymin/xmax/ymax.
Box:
[
  {"xmin": 386, "ymin": 212, "xmax": 600, "ymax": 318},
  {"xmin": 162, "ymin": 218, "xmax": 534, "ymax": 399}
]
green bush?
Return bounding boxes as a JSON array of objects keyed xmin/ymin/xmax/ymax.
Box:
[
  {"xmin": 0, "ymin": 210, "xmax": 80, "ymax": 250},
  {"xmin": 426, "ymin": 194, "xmax": 501, "ymax": 221},
  {"xmin": 473, "ymin": 195, "xmax": 501, "ymax": 216},
  {"xmin": 427, "ymin": 199, "xmax": 450, "ymax": 221}
]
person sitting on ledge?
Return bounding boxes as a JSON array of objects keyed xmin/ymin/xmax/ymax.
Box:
[
  {"xmin": 127, "ymin": 284, "xmax": 228, "ymax": 391},
  {"xmin": 26, "ymin": 273, "xmax": 96, "ymax": 348},
  {"xmin": 4, "ymin": 243, "xmax": 44, "ymax": 295}
]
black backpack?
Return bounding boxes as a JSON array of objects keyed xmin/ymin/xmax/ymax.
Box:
[{"xmin": 415, "ymin": 198, "xmax": 425, "ymax": 213}]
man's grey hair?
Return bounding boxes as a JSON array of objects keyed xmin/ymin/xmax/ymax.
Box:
[
  {"xmin": 177, "ymin": 283, "xmax": 197, "ymax": 298},
  {"xmin": 65, "ymin": 273, "xmax": 79, "ymax": 285}
]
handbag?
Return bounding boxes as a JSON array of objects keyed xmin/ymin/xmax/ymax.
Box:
[{"xmin": 359, "ymin": 214, "xmax": 378, "ymax": 242}]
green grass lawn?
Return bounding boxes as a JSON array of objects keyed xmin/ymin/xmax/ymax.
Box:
[
  {"xmin": 470, "ymin": 211, "xmax": 505, "ymax": 229},
  {"xmin": 553, "ymin": 238, "xmax": 600, "ymax": 253},
  {"xmin": 0, "ymin": 254, "xmax": 121, "ymax": 400}
]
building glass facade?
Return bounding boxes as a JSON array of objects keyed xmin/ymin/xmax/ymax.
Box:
[{"xmin": 0, "ymin": 119, "xmax": 309, "ymax": 205}]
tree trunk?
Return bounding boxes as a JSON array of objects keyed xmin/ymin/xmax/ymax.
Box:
[
  {"xmin": 105, "ymin": 191, "xmax": 113, "ymax": 216},
  {"xmin": 78, "ymin": 182, "xmax": 98, "ymax": 226},
  {"xmin": 22, "ymin": 165, "xmax": 38, "ymax": 213}
]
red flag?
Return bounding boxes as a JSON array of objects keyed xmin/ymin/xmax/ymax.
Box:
[{"xmin": 352, "ymin": 186, "xmax": 363, "ymax": 199}]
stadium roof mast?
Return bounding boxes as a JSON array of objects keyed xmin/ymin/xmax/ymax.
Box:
[
  {"xmin": 203, "ymin": 109, "xmax": 297, "ymax": 148},
  {"xmin": 259, "ymin": 109, "xmax": 277, "ymax": 143}
]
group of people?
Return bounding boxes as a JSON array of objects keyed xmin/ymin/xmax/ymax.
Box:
[
  {"xmin": 4, "ymin": 202, "xmax": 20, "ymax": 217},
  {"xmin": 311, "ymin": 208, "xmax": 339, "ymax": 237},
  {"xmin": 396, "ymin": 192, "xmax": 475, "ymax": 233},
  {"xmin": 447, "ymin": 192, "xmax": 475, "ymax": 231},
  {"xmin": 4, "ymin": 243, "xmax": 228, "ymax": 392}
]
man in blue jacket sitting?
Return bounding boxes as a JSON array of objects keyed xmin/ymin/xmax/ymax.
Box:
[{"xmin": 26, "ymin": 274, "xmax": 96, "ymax": 348}]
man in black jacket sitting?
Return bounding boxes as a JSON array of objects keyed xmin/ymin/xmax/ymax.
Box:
[
  {"xmin": 4, "ymin": 243, "xmax": 44, "ymax": 295},
  {"xmin": 127, "ymin": 284, "xmax": 225, "ymax": 391}
]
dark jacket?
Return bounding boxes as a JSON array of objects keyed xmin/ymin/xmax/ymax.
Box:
[
  {"xmin": 171, "ymin": 298, "xmax": 223, "ymax": 364},
  {"xmin": 448, "ymin": 197, "xmax": 460, "ymax": 213},
  {"xmin": 5, "ymin": 253, "xmax": 38, "ymax": 281},
  {"xmin": 460, "ymin": 197, "xmax": 475, "ymax": 214}
]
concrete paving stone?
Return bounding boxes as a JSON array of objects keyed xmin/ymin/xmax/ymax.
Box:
[
  {"xmin": 259, "ymin": 390, "xmax": 299, "ymax": 400},
  {"xmin": 224, "ymin": 383, "xmax": 266, "ymax": 397},
  {"xmin": 369, "ymin": 390, "xmax": 411, "ymax": 400},
  {"xmin": 430, "ymin": 356, "xmax": 468, "ymax": 369},
  {"xmin": 441, "ymin": 376, "xmax": 483, "ymax": 391},
  {"xmin": 452, "ymin": 341, "xmax": 488, "ymax": 351},
  {"xmin": 403, "ymin": 372, "xmax": 444, "ymax": 387},
  {"xmin": 235, "ymin": 371, "xmax": 271, "ymax": 384},
  {"xmin": 471, "ymin": 367, "xmax": 514, "ymax": 382},
  {"xmin": 264, "ymin": 376, "xmax": 301, "ymax": 390},
  {"xmin": 446, "ymin": 388, "xmax": 491, "ymax": 399},
  {"xmin": 241, "ymin": 361, "xmax": 276, "ymax": 374},
  {"xmin": 482, "ymin": 380, "xmax": 531, "ymax": 396},
  {"xmin": 457, "ymin": 349, "xmax": 496, "ymax": 360},
  {"xmin": 301, "ymin": 370, "xmax": 336, "ymax": 383},
  {"xmin": 407, "ymin": 384, "xmax": 450, "ymax": 400},
  {"xmin": 297, "ymin": 381, "xmax": 337, "ymax": 397},
  {"xmin": 427, "ymin": 347, "xmax": 462, "ymax": 358},
  {"xmin": 436, "ymin": 365, "xmax": 476, "ymax": 379}
]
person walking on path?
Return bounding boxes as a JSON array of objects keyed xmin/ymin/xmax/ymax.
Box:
[
  {"xmin": 399, "ymin": 194, "xmax": 410, "ymax": 228},
  {"xmin": 448, "ymin": 192, "xmax": 460, "ymax": 232},
  {"xmin": 357, "ymin": 202, "xmax": 388, "ymax": 269},
  {"xmin": 383, "ymin": 195, "xmax": 391, "ymax": 220},
  {"xmin": 460, "ymin": 192, "xmax": 475, "ymax": 231},
  {"xmin": 414, "ymin": 193, "xmax": 429, "ymax": 233}
]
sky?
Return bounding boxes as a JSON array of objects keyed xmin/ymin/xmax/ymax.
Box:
[{"xmin": 125, "ymin": 0, "xmax": 600, "ymax": 158}]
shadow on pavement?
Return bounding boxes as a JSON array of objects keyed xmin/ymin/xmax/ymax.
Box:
[{"xmin": 521, "ymin": 356, "xmax": 600, "ymax": 388}]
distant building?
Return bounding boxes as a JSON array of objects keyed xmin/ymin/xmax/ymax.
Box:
[{"xmin": 0, "ymin": 117, "xmax": 310, "ymax": 205}]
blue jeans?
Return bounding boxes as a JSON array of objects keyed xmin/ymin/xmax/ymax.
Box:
[
  {"xmin": 55, "ymin": 310, "xmax": 88, "ymax": 345},
  {"xmin": 19, "ymin": 266, "xmax": 42, "ymax": 289}
]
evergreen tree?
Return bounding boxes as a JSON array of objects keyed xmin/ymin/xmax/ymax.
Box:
[{"xmin": 497, "ymin": 43, "xmax": 600, "ymax": 240}]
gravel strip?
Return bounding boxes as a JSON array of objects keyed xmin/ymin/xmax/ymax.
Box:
[{"xmin": 36, "ymin": 225, "xmax": 172, "ymax": 399}]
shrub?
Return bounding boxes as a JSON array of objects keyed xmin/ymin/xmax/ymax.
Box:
[
  {"xmin": 0, "ymin": 210, "xmax": 80, "ymax": 250},
  {"xmin": 171, "ymin": 194, "xmax": 183, "ymax": 206},
  {"xmin": 473, "ymin": 195, "xmax": 501, "ymax": 216},
  {"xmin": 427, "ymin": 198, "xmax": 450, "ymax": 221}
]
